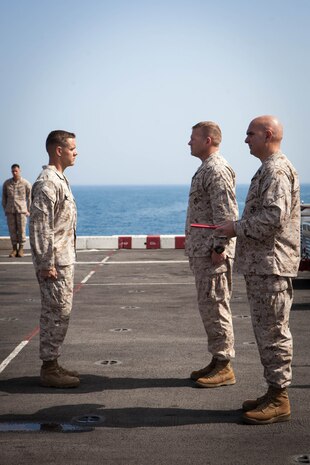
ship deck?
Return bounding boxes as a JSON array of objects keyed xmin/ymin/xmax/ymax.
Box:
[{"xmin": 0, "ymin": 247, "xmax": 310, "ymax": 465}]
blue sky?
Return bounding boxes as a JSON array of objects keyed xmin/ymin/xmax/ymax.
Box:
[{"xmin": 0, "ymin": 0, "xmax": 309, "ymax": 185}]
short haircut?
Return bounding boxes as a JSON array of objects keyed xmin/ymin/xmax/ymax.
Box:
[
  {"xmin": 46, "ymin": 130, "xmax": 76, "ymax": 152},
  {"xmin": 192, "ymin": 121, "xmax": 222, "ymax": 146},
  {"xmin": 11, "ymin": 164, "xmax": 20, "ymax": 170}
]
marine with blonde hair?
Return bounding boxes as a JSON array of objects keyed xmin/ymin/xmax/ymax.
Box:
[{"xmin": 185, "ymin": 121, "xmax": 238, "ymax": 388}]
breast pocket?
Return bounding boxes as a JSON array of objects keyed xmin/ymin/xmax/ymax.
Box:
[{"xmin": 58, "ymin": 195, "xmax": 76, "ymax": 226}]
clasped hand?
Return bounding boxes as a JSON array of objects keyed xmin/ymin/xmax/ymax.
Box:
[{"xmin": 40, "ymin": 267, "xmax": 58, "ymax": 280}]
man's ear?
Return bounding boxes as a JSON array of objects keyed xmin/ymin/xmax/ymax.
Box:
[
  {"xmin": 265, "ymin": 129, "xmax": 272, "ymax": 141},
  {"xmin": 55, "ymin": 145, "xmax": 62, "ymax": 157}
]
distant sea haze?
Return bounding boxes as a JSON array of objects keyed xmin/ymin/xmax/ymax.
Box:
[{"xmin": 0, "ymin": 184, "xmax": 309, "ymax": 236}]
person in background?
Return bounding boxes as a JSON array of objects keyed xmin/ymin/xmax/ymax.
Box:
[
  {"xmin": 30, "ymin": 130, "xmax": 79, "ymax": 388},
  {"xmin": 2, "ymin": 164, "xmax": 32, "ymax": 257},
  {"xmin": 185, "ymin": 121, "xmax": 239, "ymax": 388},
  {"xmin": 216, "ymin": 115, "xmax": 300, "ymax": 424}
]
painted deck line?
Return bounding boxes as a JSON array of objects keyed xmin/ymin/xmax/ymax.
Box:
[
  {"xmin": 80, "ymin": 270, "xmax": 96, "ymax": 284},
  {"xmin": 0, "ymin": 259, "xmax": 188, "ymax": 266},
  {"xmin": 0, "ymin": 341, "xmax": 28, "ymax": 374},
  {"xmin": 0, "ymin": 262, "xmax": 35, "ymax": 265},
  {"xmin": 84, "ymin": 282, "xmax": 194, "ymax": 286}
]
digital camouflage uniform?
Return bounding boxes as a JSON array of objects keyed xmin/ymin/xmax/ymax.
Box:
[
  {"xmin": 30, "ymin": 165, "xmax": 77, "ymax": 361},
  {"xmin": 235, "ymin": 151, "xmax": 300, "ymax": 388},
  {"xmin": 2, "ymin": 177, "xmax": 32, "ymax": 246},
  {"xmin": 185, "ymin": 152, "xmax": 239, "ymax": 360}
]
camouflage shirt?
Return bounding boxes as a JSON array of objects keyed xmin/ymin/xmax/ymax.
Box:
[
  {"xmin": 30, "ymin": 165, "xmax": 77, "ymax": 270},
  {"xmin": 185, "ymin": 151, "xmax": 238, "ymax": 261},
  {"xmin": 2, "ymin": 177, "xmax": 32, "ymax": 214},
  {"xmin": 235, "ymin": 151, "xmax": 300, "ymax": 276}
]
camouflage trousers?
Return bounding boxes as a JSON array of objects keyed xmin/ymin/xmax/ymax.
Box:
[
  {"xmin": 6, "ymin": 212, "xmax": 27, "ymax": 245},
  {"xmin": 189, "ymin": 257, "xmax": 235, "ymax": 360},
  {"xmin": 244, "ymin": 274, "xmax": 293, "ymax": 388},
  {"xmin": 36, "ymin": 265, "xmax": 74, "ymax": 361}
]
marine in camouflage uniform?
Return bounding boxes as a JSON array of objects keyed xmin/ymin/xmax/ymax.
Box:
[
  {"xmin": 216, "ymin": 115, "xmax": 300, "ymax": 424},
  {"xmin": 30, "ymin": 130, "xmax": 79, "ymax": 388},
  {"xmin": 185, "ymin": 121, "xmax": 238, "ymax": 388},
  {"xmin": 2, "ymin": 164, "xmax": 31, "ymax": 257}
]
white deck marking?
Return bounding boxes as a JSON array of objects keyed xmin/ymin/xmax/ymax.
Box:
[
  {"xmin": 0, "ymin": 341, "xmax": 28, "ymax": 374},
  {"xmin": 0, "ymin": 262, "xmax": 34, "ymax": 265},
  {"xmin": 104, "ymin": 260, "xmax": 188, "ymax": 264},
  {"xmin": 0, "ymin": 259, "xmax": 188, "ymax": 266},
  {"xmin": 84, "ymin": 282, "xmax": 193, "ymax": 286},
  {"xmin": 80, "ymin": 270, "xmax": 96, "ymax": 283}
]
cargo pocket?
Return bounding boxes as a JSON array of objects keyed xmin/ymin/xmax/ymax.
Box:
[{"xmin": 265, "ymin": 275, "xmax": 289, "ymax": 294}]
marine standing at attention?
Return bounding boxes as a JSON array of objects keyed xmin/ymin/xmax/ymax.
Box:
[
  {"xmin": 30, "ymin": 130, "xmax": 80, "ymax": 388},
  {"xmin": 216, "ymin": 115, "xmax": 300, "ymax": 424},
  {"xmin": 2, "ymin": 164, "xmax": 32, "ymax": 257},
  {"xmin": 185, "ymin": 121, "xmax": 239, "ymax": 388}
]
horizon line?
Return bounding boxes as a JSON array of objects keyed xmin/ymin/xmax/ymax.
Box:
[{"xmin": 70, "ymin": 182, "xmax": 310, "ymax": 187}]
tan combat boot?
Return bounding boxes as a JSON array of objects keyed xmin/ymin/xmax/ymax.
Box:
[
  {"xmin": 195, "ymin": 359, "xmax": 236, "ymax": 388},
  {"xmin": 40, "ymin": 360, "xmax": 80, "ymax": 388},
  {"xmin": 56, "ymin": 360, "xmax": 80, "ymax": 378},
  {"xmin": 242, "ymin": 387, "xmax": 290, "ymax": 424},
  {"xmin": 9, "ymin": 246, "xmax": 18, "ymax": 257},
  {"xmin": 17, "ymin": 245, "xmax": 24, "ymax": 257},
  {"xmin": 242, "ymin": 386, "xmax": 272, "ymax": 411},
  {"xmin": 190, "ymin": 357, "xmax": 217, "ymax": 381}
]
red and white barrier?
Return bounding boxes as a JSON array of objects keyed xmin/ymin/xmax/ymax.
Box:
[
  {"xmin": 76, "ymin": 235, "xmax": 185, "ymax": 250},
  {"xmin": 0, "ymin": 235, "xmax": 186, "ymax": 250}
]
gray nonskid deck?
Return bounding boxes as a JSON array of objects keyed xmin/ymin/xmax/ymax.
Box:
[{"xmin": 0, "ymin": 248, "xmax": 309, "ymax": 465}]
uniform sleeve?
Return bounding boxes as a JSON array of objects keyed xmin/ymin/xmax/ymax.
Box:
[
  {"xmin": 235, "ymin": 170, "xmax": 292, "ymax": 241},
  {"xmin": 205, "ymin": 165, "xmax": 238, "ymax": 257},
  {"xmin": 30, "ymin": 182, "xmax": 56, "ymax": 270},
  {"xmin": 26, "ymin": 181, "xmax": 32, "ymax": 211},
  {"xmin": 2, "ymin": 181, "xmax": 7, "ymax": 210},
  {"xmin": 206, "ymin": 167, "xmax": 238, "ymax": 224}
]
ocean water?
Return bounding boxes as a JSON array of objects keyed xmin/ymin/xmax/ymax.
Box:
[{"xmin": 0, "ymin": 184, "xmax": 310, "ymax": 236}]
